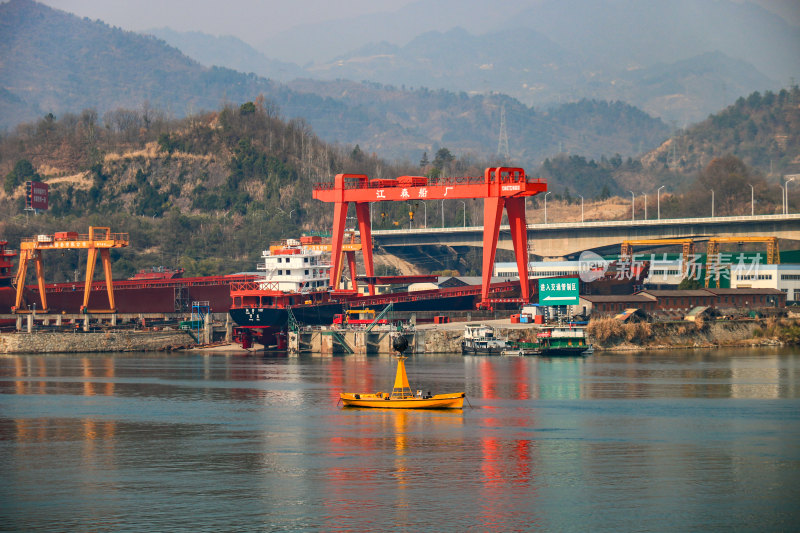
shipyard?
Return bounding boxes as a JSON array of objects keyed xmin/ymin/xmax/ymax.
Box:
[
  {"xmin": 3, "ymin": 2, "xmax": 800, "ymax": 530},
  {"xmin": 1, "ymin": 168, "xmax": 798, "ymax": 355}
]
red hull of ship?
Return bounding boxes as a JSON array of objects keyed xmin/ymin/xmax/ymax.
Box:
[{"xmin": 2, "ymin": 275, "xmax": 255, "ymax": 314}]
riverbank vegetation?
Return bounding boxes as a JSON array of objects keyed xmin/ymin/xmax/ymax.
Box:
[
  {"xmin": 587, "ymin": 316, "xmax": 800, "ymax": 350},
  {"xmin": 1, "ymin": 86, "xmax": 798, "ymax": 280}
]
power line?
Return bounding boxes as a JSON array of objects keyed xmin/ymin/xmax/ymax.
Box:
[{"xmin": 497, "ymin": 104, "xmax": 509, "ymax": 158}]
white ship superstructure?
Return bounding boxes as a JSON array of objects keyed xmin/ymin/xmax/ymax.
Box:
[{"xmin": 257, "ymin": 239, "xmax": 332, "ymax": 292}]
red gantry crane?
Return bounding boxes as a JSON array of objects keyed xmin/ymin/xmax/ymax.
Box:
[
  {"xmin": 312, "ymin": 167, "xmax": 547, "ymax": 308},
  {"xmin": 13, "ymin": 227, "xmax": 129, "ymax": 313}
]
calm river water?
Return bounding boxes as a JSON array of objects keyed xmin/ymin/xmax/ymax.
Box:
[{"xmin": 1, "ymin": 348, "xmax": 799, "ymax": 532}]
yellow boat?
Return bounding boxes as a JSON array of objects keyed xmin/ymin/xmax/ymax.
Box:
[{"xmin": 340, "ymin": 354, "xmax": 465, "ymax": 409}]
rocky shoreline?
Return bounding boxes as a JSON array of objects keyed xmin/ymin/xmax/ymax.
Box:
[
  {"xmin": 0, "ymin": 330, "xmax": 195, "ymax": 354},
  {"xmin": 1, "ymin": 317, "xmax": 795, "ymax": 355},
  {"xmin": 586, "ymin": 317, "xmax": 796, "ymax": 352}
]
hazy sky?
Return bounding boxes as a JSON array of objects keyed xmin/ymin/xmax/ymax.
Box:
[
  {"xmin": 37, "ymin": 0, "xmax": 420, "ymax": 47},
  {"xmin": 30, "ymin": 0, "xmax": 800, "ymax": 66}
]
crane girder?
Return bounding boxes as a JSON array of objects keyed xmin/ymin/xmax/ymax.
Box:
[
  {"xmin": 12, "ymin": 227, "xmax": 129, "ymax": 313},
  {"xmin": 312, "ymin": 167, "xmax": 547, "ymax": 307}
]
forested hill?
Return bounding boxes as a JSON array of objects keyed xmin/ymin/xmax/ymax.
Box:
[
  {"xmin": 1, "ymin": 0, "xmax": 670, "ymax": 167},
  {"xmin": 0, "ymin": 0, "xmax": 281, "ymax": 128},
  {"xmin": 522, "ymin": 87, "xmax": 800, "ymax": 220},
  {"xmin": 643, "ymin": 87, "xmax": 800, "ymax": 178},
  {"xmin": 1, "ymin": 92, "xmax": 798, "ymax": 279},
  {"xmin": 0, "ymin": 101, "xmax": 498, "ymax": 279}
]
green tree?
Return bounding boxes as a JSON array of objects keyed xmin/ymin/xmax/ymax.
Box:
[
  {"xmin": 4, "ymin": 159, "xmax": 40, "ymax": 194},
  {"xmin": 432, "ymin": 148, "xmax": 454, "ymax": 169},
  {"xmin": 678, "ymin": 277, "xmax": 702, "ymax": 290},
  {"xmin": 240, "ymin": 101, "xmax": 256, "ymax": 115}
]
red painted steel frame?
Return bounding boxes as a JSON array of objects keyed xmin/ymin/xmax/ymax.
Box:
[{"xmin": 313, "ymin": 167, "xmax": 546, "ymax": 307}]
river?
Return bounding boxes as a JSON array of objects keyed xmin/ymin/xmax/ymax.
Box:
[{"xmin": 1, "ymin": 348, "xmax": 798, "ymax": 532}]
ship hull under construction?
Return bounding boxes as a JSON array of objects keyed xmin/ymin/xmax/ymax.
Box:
[
  {"xmin": 3, "ymin": 275, "xmax": 256, "ymax": 315},
  {"xmin": 228, "ymin": 292, "xmax": 483, "ymax": 329}
]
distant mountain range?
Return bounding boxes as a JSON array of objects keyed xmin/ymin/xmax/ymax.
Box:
[
  {"xmin": 150, "ymin": 19, "xmax": 779, "ymax": 125},
  {"xmin": 0, "ymin": 0, "xmax": 672, "ymax": 168},
  {"xmin": 251, "ymin": 0, "xmax": 797, "ymax": 124}
]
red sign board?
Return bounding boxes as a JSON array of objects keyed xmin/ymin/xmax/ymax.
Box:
[{"xmin": 26, "ymin": 181, "xmax": 48, "ymax": 211}]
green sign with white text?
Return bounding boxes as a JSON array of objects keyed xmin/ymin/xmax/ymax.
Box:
[{"xmin": 538, "ymin": 278, "xmax": 579, "ymax": 305}]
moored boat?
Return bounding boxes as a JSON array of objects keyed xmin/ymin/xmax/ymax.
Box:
[
  {"xmin": 501, "ymin": 339, "xmax": 539, "ymax": 356},
  {"xmin": 535, "ymin": 324, "xmax": 593, "ymax": 356},
  {"xmin": 340, "ymin": 336, "xmax": 466, "ymax": 409},
  {"xmin": 461, "ymin": 323, "xmax": 508, "ymax": 355}
]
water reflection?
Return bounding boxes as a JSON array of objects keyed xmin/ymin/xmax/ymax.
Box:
[{"xmin": 0, "ymin": 349, "xmax": 798, "ymax": 531}]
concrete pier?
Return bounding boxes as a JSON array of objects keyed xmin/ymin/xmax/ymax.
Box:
[
  {"xmin": 286, "ymin": 321, "xmax": 538, "ymax": 355},
  {"xmin": 289, "ymin": 327, "xmax": 410, "ymax": 355}
]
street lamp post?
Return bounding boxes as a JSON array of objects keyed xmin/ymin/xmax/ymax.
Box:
[
  {"xmin": 748, "ymin": 184, "xmax": 754, "ymax": 215},
  {"xmin": 786, "ymin": 176, "xmax": 797, "ymax": 214},
  {"xmin": 629, "ymin": 191, "xmax": 635, "ymax": 221},
  {"xmin": 657, "ymin": 185, "xmax": 665, "ymax": 220},
  {"xmin": 578, "ymin": 195, "xmax": 584, "ymax": 223},
  {"xmin": 423, "ymin": 202, "xmax": 427, "ymax": 228},
  {"xmin": 460, "ymin": 201, "xmax": 466, "ymax": 227},
  {"xmin": 780, "ymin": 183, "xmax": 787, "ymax": 214},
  {"xmin": 711, "ymin": 190, "xmax": 714, "ymax": 217},
  {"xmin": 441, "ymin": 199, "xmax": 445, "ymax": 227},
  {"xmin": 544, "ymin": 191, "xmax": 551, "ymax": 224},
  {"xmin": 641, "ymin": 192, "xmax": 647, "ymax": 220}
]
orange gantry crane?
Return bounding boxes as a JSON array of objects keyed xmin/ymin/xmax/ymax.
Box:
[
  {"xmin": 704, "ymin": 236, "xmax": 779, "ymax": 288},
  {"xmin": 312, "ymin": 167, "xmax": 547, "ymax": 308},
  {"xmin": 620, "ymin": 239, "xmax": 696, "ymax": 277},
  {"xmin": 13, "ymin": 227, "xmax": 129, "ymax": 313}
]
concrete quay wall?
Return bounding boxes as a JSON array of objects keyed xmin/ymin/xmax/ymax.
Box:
[
  {"xmin": 416, "ymin": 326, "xmax": 534, "ymax": 354},
  {"xmin": 0, "ymin": 330, "xmax": 196, "ymax": 354},
  {"xmin": 287, "ymin": 319, "xmax": 773, "ymax": 355},
  {"xmin": 289, "ymin": 325, "xmax": 536, "ymax": 355}
]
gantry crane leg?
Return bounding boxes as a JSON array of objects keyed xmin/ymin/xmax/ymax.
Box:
[
  {"xmin": 83, "ymin": 247, "xmax": 99, "ymax": 311},
  {"xmin": 505, "ymin": 196, "xmax": 530, "ymax": 302},
  {"xmin": 345, "ymin": 251, "xmax": 358, "ymax": 294},
  {"xmin": 34, "ymin": 251, "xmax": 48, "ymax": 311},
  {"xmin": 355, "ymin": 202, "xmax": 375, "ymax": 296},
  {"xmin": 329, "ymin": 200, "xmax": 349, "ymax": 290},
  {"xmin": 334, "ymin": 252, "xmax": 346, "ymax": 291},
  {"xmin": 101, "ymin": 248, "xmax": 116, "ymax": 310},
  {"xmin": 13, "ymin": 249, "xmax": 31, "ymax": 311},
  {"xmin": 481, "ymin": 196, "xmax": 505, "ymax": 304},
  {"xmin": 13, "ymin": 249, "xmax": 49, "ymax": 312}
]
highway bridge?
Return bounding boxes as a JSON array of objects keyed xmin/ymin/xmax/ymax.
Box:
[{"xmin": 371, "ymin": 214, "xmax": 800, "ymax": 260}]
